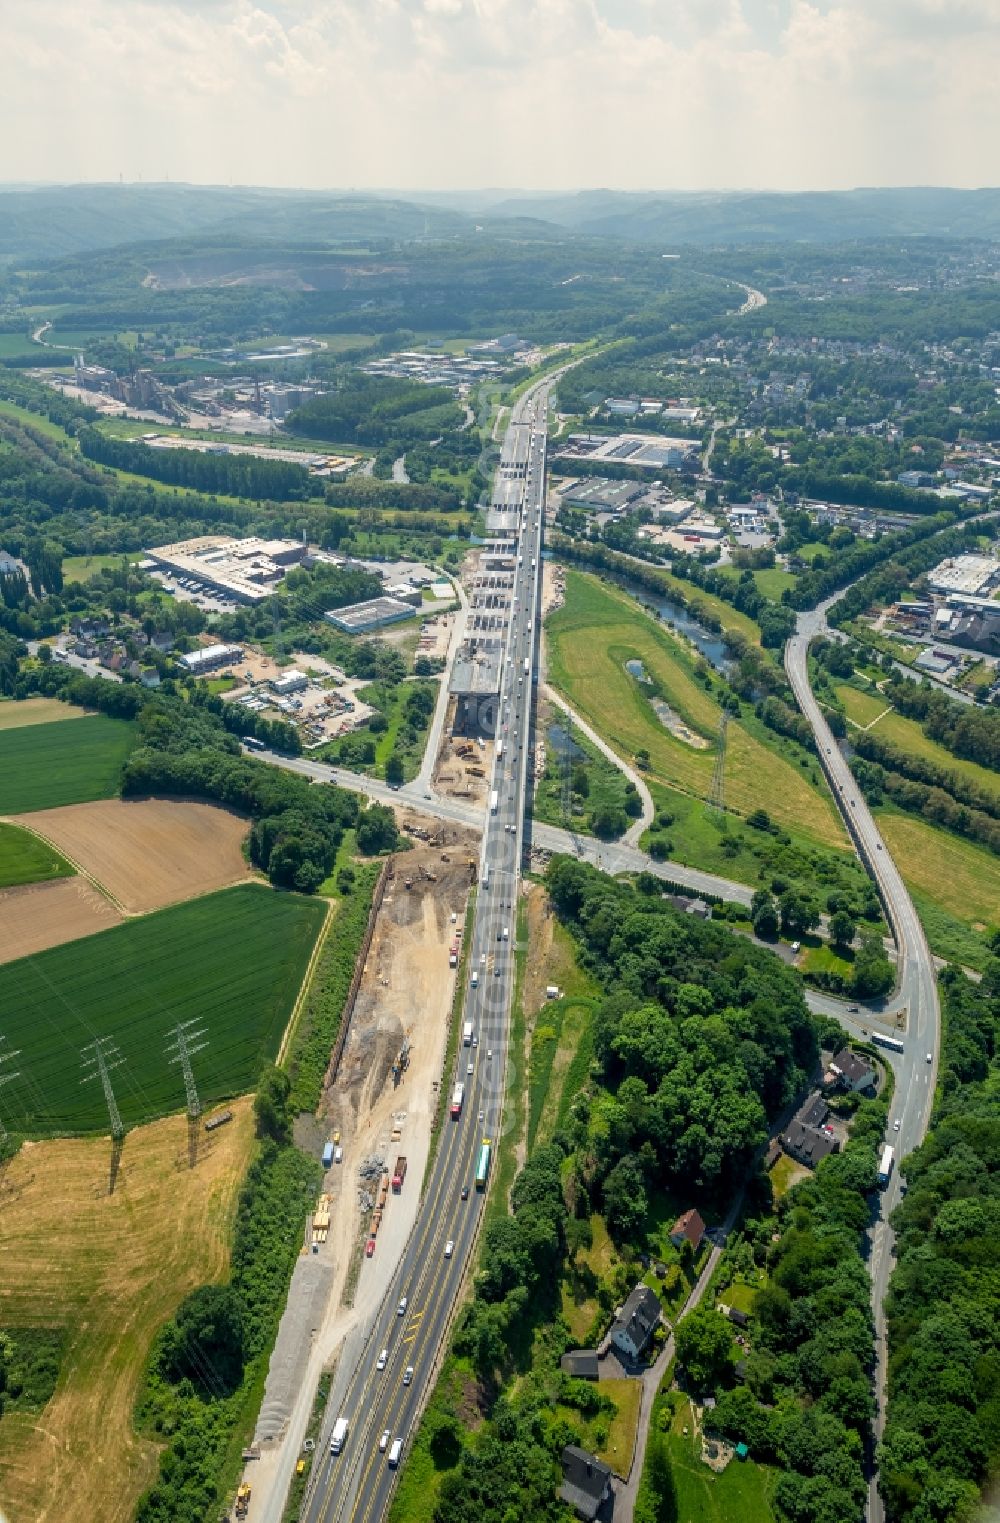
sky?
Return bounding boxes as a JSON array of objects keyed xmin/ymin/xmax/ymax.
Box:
[{"xmin": 2, "ymin": 0, "xmax": 997, "ymax": 191}]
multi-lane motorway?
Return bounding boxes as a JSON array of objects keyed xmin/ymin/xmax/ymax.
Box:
[
  {"xmin": 300, "ymin": 384, "xmax": 551, "ymax": 1523},
  {"xmin": 786, "ymin": 597, "xmax": 940, "ymax": 1523}
]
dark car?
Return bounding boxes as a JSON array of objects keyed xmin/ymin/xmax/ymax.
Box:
[{"xmin": 461, "ymin": 1185, "xmax": 469, "ymax": 1200}]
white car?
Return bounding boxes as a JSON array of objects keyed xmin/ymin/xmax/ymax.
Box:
[
  {"xmin": 444, "ymin": 1239, "xmax": 454, "ymax": 1258},
  {"xmin": 467, "ymin": 1061, "xmax": 474, "ymax": 1075},
  {"xmin": 403, "ymin": 1366, "xmax": 414, "ymax": 1387},
  {"xmin": 926, "ymin": 1052, "xmax": 933, "ymax": 1063},
  {"xmin": 379, "ymin": 1429, "xmax": 391, "ymax": 1453},
  {"xmin": 397, "ymin": 1296, "xmax": 408, "ymax": 1316},
  {"xmin": 376, "ymin": 1348, "xmax": 388, "ymax": 1371},
  {"xmin": 487, "ymin": 1050, "xmax": 493, "ymax": 1061},
  {"xmin": 893, "ymin": 1120, "xmax": 900, "ymax": 1132}
]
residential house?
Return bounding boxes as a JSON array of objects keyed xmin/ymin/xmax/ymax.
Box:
[
  {"xmin": 828, "ymin": 1047, "xmax": 875, "ymax": 1094},
  {"xmin": 609, "ymin": 1283, "xmax": 662, "ymax": 1362},
  {"xmin": 560, "ymin": 1447, "xmax": 614, "ymax": 1522},
  {"xmin": 669, "ymin": 1208, "xmax": 706, "ymax": 1254}
]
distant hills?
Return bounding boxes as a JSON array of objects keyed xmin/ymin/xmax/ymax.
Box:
[
  {"xmin": 0, "ymin": 184, "xmax": 469, "ymax": 262},
  {"xmin": 1, "ymin": 182, "xmax": 998, "ymax": 262},
  {"xmin": 477, "ymin": 186, "xmax": 1000, "ymax": 245}
]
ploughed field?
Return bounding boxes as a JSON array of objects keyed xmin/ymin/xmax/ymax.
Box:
[
  {"xmin": 18, "ymin": 797, "xmax": 254, "ymax": 912},
  {"xmin": 0, "ymin": 883, "xmax": 327, "ymax": 1136}
]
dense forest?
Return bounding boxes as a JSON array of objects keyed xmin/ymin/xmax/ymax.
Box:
[
  {"xmin": 79, "ymin": 426, "xmax": 316, "ymax": 501},
  {"xmin": 879, "ymin": 961, "xmax": 1000, "ymax": 1523},
  {"xmin": 286, "ymin": 375, "xmax": 465, "ymax": 447}
]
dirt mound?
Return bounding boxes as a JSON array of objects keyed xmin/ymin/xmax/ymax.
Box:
[{"xmin": 17, "ymin": 798, "xmax": 254, "ymax": 912}]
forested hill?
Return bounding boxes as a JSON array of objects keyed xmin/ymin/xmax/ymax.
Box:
[
  {"xmin": 5, "ymin": 182, "xmax": 1000, "ymax": 264},
  {"xmin": 0, "ymin": 184, "xmax": 470, "ymax": 261},
  {"xmin": 482, "ymin": 186, "xmax": 1000, "ymax": 244}
]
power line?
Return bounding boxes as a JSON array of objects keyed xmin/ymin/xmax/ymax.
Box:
[
  {"xmin": 81, "ymin": 1037, "xmax": 125, "ymax": 1142},
  {"xmin": 166, "ymin": 1020, "xmax": 208, "ymax": 1121}
]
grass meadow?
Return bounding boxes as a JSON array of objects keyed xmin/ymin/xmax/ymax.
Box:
[{"xmin": 546, "ymin": 571, "xmax": 845, "ymax": 848}]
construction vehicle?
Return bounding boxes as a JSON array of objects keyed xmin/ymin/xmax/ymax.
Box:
[{"xmin": 235, "ymin": 1483, "xmax": 252, "ymax": 1518}]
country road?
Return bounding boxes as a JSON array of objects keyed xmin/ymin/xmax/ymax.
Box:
[{"xmin": 786, "ymin": 593, "xmax": 940, "ymax": 1523}]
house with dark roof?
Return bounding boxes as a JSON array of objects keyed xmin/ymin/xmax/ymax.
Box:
[
  {"xmin": 560, "ymin": 1447, "xmax": 614, "ymax": 1521},
  {"xmin": 781, "ymin": 1117, "xmax": 838, "ymax": 1167},
  {"xmin": 560, "ymin": 1350, "xmax": 600, "ymax": 1381},
  {"xmin": 669, "ymin": 1208, "xmax": 706, "ymax": 1253},
  {"xmin": 828, "ymin": 1047, "xmax": 875, "ymax": 1094},
  {"xmin": 610, "ymin": 1283, "xmax": 662, "ymax": 1361}
]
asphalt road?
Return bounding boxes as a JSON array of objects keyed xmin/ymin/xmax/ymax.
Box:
[
  {"xmin": 300, "ymin": 381, "xmax": 552, "ymax": 1523},
  {"xmin": 786, "ymin": 595, "xmax": 940, "ymax": 1523}
]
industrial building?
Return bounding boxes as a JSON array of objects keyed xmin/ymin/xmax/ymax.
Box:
[
  {"xmin": 324, "ymin": 596, "xmax": 418, "ymax": 634},
  {"xmin": 145, "ymin": 535, "xmax": 307, "ymax": 603},
  {"xmin": 926, "ymin": 553, "xmax": 1000, "ymax": 599},
  {"xmin": 554, "ymin": 431, "xmax": 700, "ymax": 473},
  {"xmin": 178, "ymin": 643, "xmax": 244, "ymax": 675},
  {"xmin": 270, "ymin": 669, "xmax": 308, "ymax": 695},
  {"xmin": 559, "ymin": 478, "xmax": 644, "ymax": 514}
]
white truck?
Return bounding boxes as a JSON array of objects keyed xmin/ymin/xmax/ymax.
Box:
[
  {"xmin": 489, "ymin": 789, "xmax": 499, "ymax": 814},
  {"xmin": 463, "ymin": 1021, "xmax": 473, "ymax": 1046},
  {"xmin": 330, "ymin": 1416, "xmax": 349, "ymax": 1455}
]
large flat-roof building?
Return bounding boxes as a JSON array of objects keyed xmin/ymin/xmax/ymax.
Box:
[
  {"xmin": 324, "ymin": 596, "xmax": 417, "ymax": 634},
  {"xmin": 146, "ymin": 535, "xmax": 307, "ymax": 603},
  {"xmin": 926, "ymin": 554, "xmax": 1000, "ymax": 598},
  {"xmin": 555, "ymin": 432, "xmax": 700, "ymax": 473},
  {"xmin": 178, "ymin": 643, "xmax": 244, "ymax": 675}
]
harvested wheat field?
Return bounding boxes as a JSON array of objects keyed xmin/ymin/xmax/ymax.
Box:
[
  {"xmin": 0, "ymin": 877, "xmax": 122, "ymax": 963},
  {"xmin": 0, "ymin": 696, "xmax": 87, "ymax": 730},
  {"xmin": 17, "ymin": 797, "xmax": 254, "ymax": 912},
  {"xmin": 0, "ymin": 1100, "xmax": 255, "ymax": 1523}
]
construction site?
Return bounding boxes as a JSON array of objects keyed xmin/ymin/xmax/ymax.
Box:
[
  {"xmin": 243, "ymin": 828, "xmax": 478, "ymax": 1520},
  {"xmin": 432, "ymin": 707, "xmax": 495, "ymax": 809}
]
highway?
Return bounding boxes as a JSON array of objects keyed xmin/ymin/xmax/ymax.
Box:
[
  {"xmin": 786, "ymin": 595, "xmax": 940, "ymax": 1523},
  {"xmin": 299, "ymin": 381, "xmax": 552, "ymax": 1523}
]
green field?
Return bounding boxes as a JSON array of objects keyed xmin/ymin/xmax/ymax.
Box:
[
  {"xmin": 875, "ymin": 810, "xmax": 1000, "ymax": 933},
  {"xmin": 0, "ymin": 715, "xmax": 136, "ymax": 814},
  {"xmin": 0, "ymin": 822, "xmax": 75, "ymax": 888},
  {"xmin": 666, "ymin": 1397, "xmax": 777, "ymax": 1522},
  {"xmin": 62, "ymin": 552, "xmax": 142, "ymax": 583},
  {"xmin": 547, "ymin": 571, "xmax": 846, "ymax": 848},
  {"xmin": 837, "ymin": 683, "xmax": 1000, "ymax": 803},
  {"xmin": 0, "ymin": 884, "xmax": 327, "ymax": 1136},
  {"xmin": 0, "ymin": 398, "xmax": 75, "ymax": 443}
]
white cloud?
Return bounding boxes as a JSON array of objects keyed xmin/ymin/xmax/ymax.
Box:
[{"xmin": 0, "ymin": 0, "xmax": 994, "ymax": 188}]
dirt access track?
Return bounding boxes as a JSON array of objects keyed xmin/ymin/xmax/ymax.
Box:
[
  {"xmin": 15, "ymin": 798, "xmax": 254, "ymax": 913},
  {"xmin": 0, "ymin": 1100, "xmax": 255, "ymax": 1523},
  {"xmin": 323, "ymin": 827, "xmax": 479, "ymax": 1274}
]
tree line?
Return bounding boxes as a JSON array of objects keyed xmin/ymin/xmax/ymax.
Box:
[
  {"xmin": 884, "ymin": 676, "xmax": 1000, "ymax": 774},
  {"xmin": 79, "ymin": 427, "xmax": 317, "ymax": 502},
  {"xmin": 879, "ymin": 959, "xmax": 1000, "ymax": 1523}
]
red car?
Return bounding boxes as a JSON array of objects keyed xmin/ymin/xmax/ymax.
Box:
[{"xmin": 365, "ymin": 1238, "xmax": 376, "ymax": 1258}]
